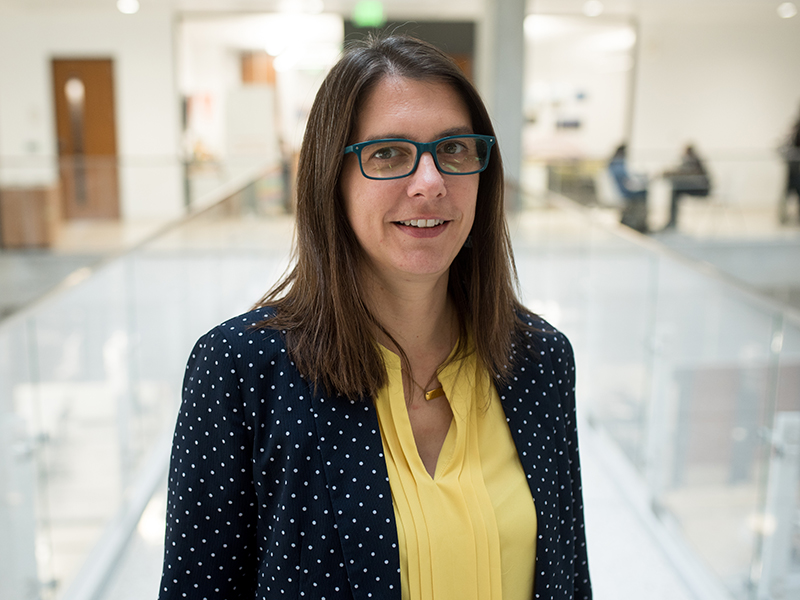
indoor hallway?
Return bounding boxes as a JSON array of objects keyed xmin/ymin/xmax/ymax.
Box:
[{"xmin": 2, "ymin": 2, "xmax": 800, "ymax": 599}]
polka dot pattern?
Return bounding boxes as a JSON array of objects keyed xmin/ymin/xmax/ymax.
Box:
[
  {"xmin": 503, "ymin": 316, "xmax": 592, "ymax": 600},
  {"xmin": 158, "ymin": 307, "xmax": 591, "ymax": 599}
]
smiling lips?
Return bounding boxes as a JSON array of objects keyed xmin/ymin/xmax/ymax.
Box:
[{"xmin": 398, "ymin": 219, "xmax": 446, "ymax": 228}]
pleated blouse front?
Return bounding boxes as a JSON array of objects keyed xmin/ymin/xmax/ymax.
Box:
[{"xmin": 375, "ymin": 345, "xmax": 537, "ymax": 600}]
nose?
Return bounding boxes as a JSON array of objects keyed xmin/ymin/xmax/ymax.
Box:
[{"xmin": 407, "ymin": 151, "xmax": 446, "ymax": 197}]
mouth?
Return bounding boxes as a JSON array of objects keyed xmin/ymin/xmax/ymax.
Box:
[{"xmin": 397, "ymin": 219, "xmax": 446, "ymax": 228}]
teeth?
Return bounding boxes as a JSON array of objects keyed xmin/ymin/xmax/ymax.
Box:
[{"xmin": 400, "ymin": 219, "xmax": 444, "ymax": 228}]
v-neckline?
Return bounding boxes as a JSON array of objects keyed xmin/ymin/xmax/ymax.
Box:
[{"xmin": 378, "ymin": 345, "xmax": 462, "ymax": 481}]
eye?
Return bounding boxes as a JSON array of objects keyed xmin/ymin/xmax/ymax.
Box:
[
  {"xmin": 367, "ymin": 143, "xmax": 411, "ymax": 161},
  {"xmin": 438, "ymin": 139, "xmax": 469, "ymax": 156}
]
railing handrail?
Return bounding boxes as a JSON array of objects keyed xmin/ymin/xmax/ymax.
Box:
[
  {"xmin": 0, "ymin": 161, "xmax": 280, "ymax": 329},
  {"xmin": 4, "ymin": 166, "xmax": 796, "ymax": 331},
  {"xmin": 518, "ymin": 186, "xmax": 800, "ymax": 329}
]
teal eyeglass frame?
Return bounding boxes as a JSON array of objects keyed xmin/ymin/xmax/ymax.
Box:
[{"xmin": 343, "ymin": 134, "xmax": 496, "ymax": 180}]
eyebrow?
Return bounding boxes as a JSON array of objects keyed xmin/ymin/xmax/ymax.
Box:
[{"xmin": 360, "ymin": 126, "xmax": 474, "ymax": 142}]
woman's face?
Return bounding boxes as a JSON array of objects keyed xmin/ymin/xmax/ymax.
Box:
[{"xmin": 340, "ymin": 76, "xmax": 478, "ymax": 289}]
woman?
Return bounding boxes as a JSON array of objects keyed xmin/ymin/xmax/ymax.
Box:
[{"xmin": 159, "ymin": 35, "xmax": 591, "ymax": 600}]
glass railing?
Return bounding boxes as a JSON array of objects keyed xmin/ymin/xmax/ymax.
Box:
[
  {"xmin": 0, "ymin": 160, "xmax": 292, "ymax": 600},
  {"xmin": 0, "ymin": 155, "xmax": 288, "ymax": 318},
  {"xmin": 2, "ymin": 150, "xmax": 798, "ymax": 600},
  {"xmin": 510, "ymin": 183, "xmax": 800, "ymax": 600},
  {"xmin": 0, "ymin": 153, "xmax": 288, "ymax": 222},
  {"xmin": 524, "ymin": 149, "xmax": 800, "ymax": 313}
]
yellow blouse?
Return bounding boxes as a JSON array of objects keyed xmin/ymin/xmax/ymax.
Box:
[{"xmin": 375, "ymin": 345, "xmax": 537, "ymax": 600}]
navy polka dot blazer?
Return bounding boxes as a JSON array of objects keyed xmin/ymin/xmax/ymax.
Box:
[{"xmin": 158, "ymin": 307, "xmax": 592, "ymax": 599}]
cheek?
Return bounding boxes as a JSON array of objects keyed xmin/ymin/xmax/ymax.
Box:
[
  {"xmin": 340, "ymin": 165, "xmax": 388, "ymax": 255},
  {"xmin": 340, "ymin": 161, "xmax": 364, "ymax": 230},
  {"xmin": 461, "ymin": 179, "xmax": 479, "ymax": 226}
]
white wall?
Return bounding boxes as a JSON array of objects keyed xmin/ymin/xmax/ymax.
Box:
[
  {"xmin": 178, "ymin": 20, "xmax": 240, "ymax": 160},
  {"xmin": 631, "ymin": 5, "xmax": 800, "ymax": 206},
  {"xmin": 0, "ymin": 6, "xmax": 183, "ymax": 220},
  {"xmin": 2, "ymin": 2, "xmax": 798, "ymax": 215},
  {"xmin": 523, "ymin": 15, "xmax": 636, "ymax": 160},
  {"xmin": 178, "ymin": 13, "xmax": 342, "ymax": 159}
]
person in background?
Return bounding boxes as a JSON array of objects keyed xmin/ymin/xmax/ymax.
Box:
[
  {"xmin": 661, "ymin": 144, "xmax": 711, "ymax": 231},
  {"xmin": 778, "ymin": 107, "xmax": 800, "ymax": 224},
  {"xmin": 158, "ymin": 34, "xmax": 592, "ymax": 600},
  {"xmin": 608, "ymin": 143, "xmax": 649, "ymax": 233}
]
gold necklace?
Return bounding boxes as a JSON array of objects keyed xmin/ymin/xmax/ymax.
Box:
[
  {"xmin": 407, "ymin": 371, "xmax": 445, "ymax": 401},
  {"xmin": 402, "ymin": 311, "xmax": 454, "ymax": 402},
  {"xmin": 424, "ymin": 386, "xmax": 445, "ymax": 401}
]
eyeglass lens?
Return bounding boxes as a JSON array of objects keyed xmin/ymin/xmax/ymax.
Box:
[{"xmin": 358, "ymin": 137, "xmax": 489, "ymax": 179}]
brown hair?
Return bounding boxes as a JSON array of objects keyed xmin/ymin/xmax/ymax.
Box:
[{"xmin": 254, "ymin": 34, "xmax": 530, "ymax": 398}]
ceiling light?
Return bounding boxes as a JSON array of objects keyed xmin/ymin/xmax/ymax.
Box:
[
  {"xmin": 583, "ymin": 1, "xmax": 604, "ymax": 17},
  {"xmin": 777, "ymin": 2, "xmax": 797, "ymax": 18},
  {"xmin": 117, "ymin": 0, "xmax": 140, "ymax": 14}
]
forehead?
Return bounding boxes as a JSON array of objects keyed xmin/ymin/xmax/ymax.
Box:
[{"xmin": 351, "ymin": 76, "xmax": 472, "ymax": 141}]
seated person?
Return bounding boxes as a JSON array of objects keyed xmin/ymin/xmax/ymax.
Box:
[
  {"xmin": 662, "ymin": 144, "xmax": 711, "ymax": 230},
  {"xmin": 608, "ymin": 143, "xmax": 649, "ymax": 233},
  {"xmin": 779, "ymin": 110, "xmax": 800, "ymax": 224}
]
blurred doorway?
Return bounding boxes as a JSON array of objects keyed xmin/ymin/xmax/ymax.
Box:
[{"xmin": 52, "ymin": 58, "xmax": 120, "ymax": 219}]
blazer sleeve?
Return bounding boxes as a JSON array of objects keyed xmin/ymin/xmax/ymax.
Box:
[
  {"xmin": 554, "ymin": 330, "xmax": 592, "ymax": 598},
  {"xmin": 158, "ymin": 328, "xmax": 259, "ymax": 599}
]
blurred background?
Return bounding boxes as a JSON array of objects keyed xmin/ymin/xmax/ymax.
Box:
[{"xmin": 0, "ymin": 1, "xmax": 799, "ymax": 599}]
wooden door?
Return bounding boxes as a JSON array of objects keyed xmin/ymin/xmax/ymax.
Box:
[{"xmin": 52, "ymin": 59, "xmax": 119, "ymax": 219}]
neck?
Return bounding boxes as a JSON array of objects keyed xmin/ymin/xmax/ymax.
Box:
[{"xmin": 363, "ymin": 268, "xmax": 456, "ymax": 363}]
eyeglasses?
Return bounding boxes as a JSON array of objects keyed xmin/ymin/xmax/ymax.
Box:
[{"xmin": 344, "ymin": 134, "xmax": 496, "ymax": 180}]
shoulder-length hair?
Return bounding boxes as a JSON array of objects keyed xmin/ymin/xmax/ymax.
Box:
[{"xmin": 254, "ymin": 34, "xmax": 530, "ymax": 399}]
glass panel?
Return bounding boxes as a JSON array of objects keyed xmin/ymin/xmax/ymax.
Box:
[
  {"xmin": 652, "ymin": 262, "xmax": 778, "ymax": 593},
  {"xmin": 0, "ymin": 318, "xmax": 39, "ymax": 600},
  {"xmin": 755, "ymin": 320, "xmax": 800, "ymax": 599},
  {"xmin": 582, "ymin": 243, "xmax": 657, "ymax": 469},
  {"xmin": 23, "ymin": 264, "xmax": 132, "ymax": 593},
  {"xmin": 515, "ymin": 195, "xmax": 799, "ymax": 600}
]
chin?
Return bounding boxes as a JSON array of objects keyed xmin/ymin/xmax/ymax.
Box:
[{"xmin": 395, "ymin": 261, "xmax": 453, "ymax": 279}]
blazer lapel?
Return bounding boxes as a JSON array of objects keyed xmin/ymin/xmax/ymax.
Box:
[
  {"xmin": 497, "ymin": 352, "xmax": 572, "ymax": 596},
  {"xmin": 310, "ymin": 393, "xmax": 401, "ymax": 599}
]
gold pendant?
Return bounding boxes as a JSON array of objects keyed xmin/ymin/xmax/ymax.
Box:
[{"xmin": 424, "ymin": 386, "xmax": 445, "ymax": 401}]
